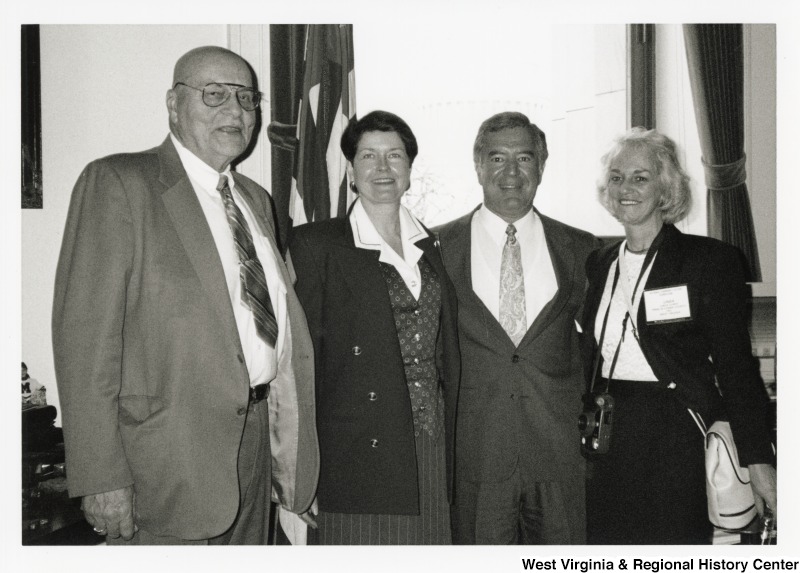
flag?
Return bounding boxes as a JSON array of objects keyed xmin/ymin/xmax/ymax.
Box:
[{"xmin": 289, "ymin": 24, "xmax": 356, "ymax": 225}]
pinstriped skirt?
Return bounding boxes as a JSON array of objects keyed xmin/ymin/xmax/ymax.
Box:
[{"xmin": 308, "ymin": 428, "xmax": 451, "ymax": 545}]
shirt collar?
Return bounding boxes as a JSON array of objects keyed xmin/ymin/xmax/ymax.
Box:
[
  {"xmin": 349, "ymin": 198, "xmax": 427, "ymax": 266},
  {"xmin": 476, "ymin": 204, "xmax": 537, "ymax": 246},
  {"xmin": 170, "ymin": 132, "xmax": 233, "ymax": 195}
]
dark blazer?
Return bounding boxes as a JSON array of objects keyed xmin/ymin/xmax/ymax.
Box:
[
  {"xmin": 289, "ymin": 215, "xmax": 460, "ymax": 515},
  {"xmin": 52, "ymin": 137, "xmax": 319, "ymax": 540},
  {"xmin": 580, "ymin": 224, "xmax": 773, "ymax": 465},
  {"xmin": 436, "ymin": 207, "xmax": 599, "ymax": 487}
]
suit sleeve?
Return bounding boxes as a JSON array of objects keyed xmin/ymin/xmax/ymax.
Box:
[
  {"xmin": 52, "ymin": 161, "xmax": 135, "ymax": 497},
  {"xmin": 699, "ymin": 246, "xmax": 773, "ymax": 465}
]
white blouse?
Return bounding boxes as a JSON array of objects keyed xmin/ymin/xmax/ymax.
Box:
[
  {"xmin": 349, "ymin": 198, "xmax": 428, "ymax": 299},
  {"xmin": 595, "ymin": 244, "xmax": 659, "ymax": 381}
]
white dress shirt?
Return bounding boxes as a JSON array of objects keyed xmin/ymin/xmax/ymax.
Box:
[
  {"xmin": 471, "ymin": 205, "xmax": 557, "ymax": 330},
  {"xmin": 349, "ymin": 198, "xmax": 427, "ymax": 299},
  {"xmin": 171, "ymin": 133, "xmax": 287, "ymax": 386}
]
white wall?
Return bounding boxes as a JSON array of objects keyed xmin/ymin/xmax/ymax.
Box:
[
  {"xmin": 23, "ymin": 25, "xmax": 228, "ymax": 424},
  {"xmin": 744, "ymin": 25, "xmax": 777, "ymax": 297}
]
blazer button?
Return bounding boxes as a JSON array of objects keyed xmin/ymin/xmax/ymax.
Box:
[
  {"xmin": 237, "ymin": 354, "xmax": 245, "ymax": 364},
  {"xmin": 368, "ymin": 392, "xmax": 377, "ymax": 401},
  {"xmin": 667, "ymin": 381, "xmax": 677, "ymax": 389},
  {"xmin": 370, "ymin": 439, "xmax": 379, "ymax": 448},
  {"xmin": 352, "ymin": 346, "xmax": 362, "ymax": 356},
  {"xmin": 512, "ymin": 355, "xmax": 520, "ymax": 363}
]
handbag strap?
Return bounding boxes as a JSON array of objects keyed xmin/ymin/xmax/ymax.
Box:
[
  {"xmin": 688, "ymin": 408, "xmax": 707, "ymax": 436},
  {"xmin": 691, "ymin": 410, "xmax": 776, "ymax": 457}
]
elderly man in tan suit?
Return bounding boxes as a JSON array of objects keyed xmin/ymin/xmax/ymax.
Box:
[{"xmin": 52, "ymin": 46, "xmax": 318, "ymax": 544}]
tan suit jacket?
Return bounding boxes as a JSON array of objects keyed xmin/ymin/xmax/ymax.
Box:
[{"xmin": 52, "ymin": 137, "xmax": 318, "ymax": 540}]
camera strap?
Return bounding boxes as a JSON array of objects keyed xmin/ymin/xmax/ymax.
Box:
[
  {"xmin": 617, "ymin": 242, "xmax": 659, "ymax": 337},
  {"xmin": 589, "ymin": 266, "xmax": 620, "ymax": 394},
  {"xmin": 590, "ymin": 233, "xmax": 663, "ymax": 395}
]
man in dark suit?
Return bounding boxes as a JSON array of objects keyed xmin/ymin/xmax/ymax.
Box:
[
  {"xmin": 437, "ymin": 112, "xmax": 599, "ymax": 544},
  {"xmin": 52, "ymin": 46, "xmax": 318, "ymax": 544}
]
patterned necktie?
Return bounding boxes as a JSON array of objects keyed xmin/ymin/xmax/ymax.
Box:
[
  {"xmin": 499, "ymin": 224, "xmax": 527, "ymax": 346},
  {"xmin": 217, "ymin": 175, "xmax": 278, "ymax": 348}
]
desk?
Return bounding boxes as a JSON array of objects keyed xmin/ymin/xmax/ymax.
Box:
[
  {"xmin": 22, "ymin": 405, "xmax": 103, "ymax": 546},
  {"xmin": 23, "ymin": 484, "xmax": 101, "ymax": 545}
]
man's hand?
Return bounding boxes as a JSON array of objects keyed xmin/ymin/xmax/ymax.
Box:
[
  {"xmin": 298, "ymin": 498, "xmax": 318, "ymax": 529},
  {"xmin": 81, "ymin": 485, "xmax": 137, "ymax": 540},
  {"xmin": 748, "ymin": 463, "xmax": 777, "ymax": 522}
]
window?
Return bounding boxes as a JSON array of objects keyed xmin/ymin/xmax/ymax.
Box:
[{"xmin": 354, "ymin": 23, "xmax": 628, "ymax": 235}]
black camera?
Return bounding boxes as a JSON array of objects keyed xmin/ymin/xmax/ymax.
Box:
[{"xmin": 578, "ymin": 392, "xmax": 614, "ymax": 454}]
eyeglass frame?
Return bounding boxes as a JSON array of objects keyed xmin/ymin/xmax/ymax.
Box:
[{"xmin": 173, "ymin": 81, "xmax": 263, "ymax": 111}]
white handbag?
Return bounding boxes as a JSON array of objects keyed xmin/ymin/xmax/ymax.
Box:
[
  {"xmin": 689, "ymin": 410, "xmax": 760, "ymax": 529},
  {"xmin": 704, "ymin": 420, "xmax": 757, "ymax": 529}
]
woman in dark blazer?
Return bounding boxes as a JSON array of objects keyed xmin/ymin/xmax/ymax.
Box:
[
  {"xmin": 581, "ymin": 127, "xmax": 776, "ymax": 544},
  {"xmin": 289, "ymin": 111, "xmax": 460, "ymax": 544}
]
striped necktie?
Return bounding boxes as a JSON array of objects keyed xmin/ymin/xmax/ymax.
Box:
[
  {"xmin": 499, "ymin": 224, "xmax": 527, "ymax": 346},
  {"xmin": 217, "ymin": 175, "xmax": 278, "ymax": 348}
]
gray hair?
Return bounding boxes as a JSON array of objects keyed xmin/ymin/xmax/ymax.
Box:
[
  {"xmin": 596, "ymin": 127, "xmax": 691, "ymax": 224},
  {"xmin": 473, "ymin": 112, "xmax": 548, "ymax": 177}
]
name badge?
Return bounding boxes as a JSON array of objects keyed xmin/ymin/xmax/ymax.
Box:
[{"xmin": 643, "ymin": 285, "xmax": 691, "ymax": 324}]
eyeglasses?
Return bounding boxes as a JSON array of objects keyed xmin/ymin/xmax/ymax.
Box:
[{"xmin": 173, "ymin": 82, "xmax": 262, "ymax": 111}]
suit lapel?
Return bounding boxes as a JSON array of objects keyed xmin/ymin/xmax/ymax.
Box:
[
  {"xmin": 641, "ymin": 225, "xmax": 684, "ymax": 289},
  {"xmin": 415, "ymin": 226, "xmax": 452, "ymax": 282},
  {"xmin": 636, "ymin": 224, "xmax": 685, "ymax": 328},
  {"xmin": 157, "ymin": 138, "xmax": 243, "ymax": 358},
  {"xmin": 330, "ymin": 220, "xmax": 394, "ymax": 317},
  {"xmin": 443, "ymin": 208, "xmax": 513, "ymax": 345},
  {"xmin": 515, "ymin": 213, "xmax": 577, "ymax": 348},
  {"xmin": 441, "ymin": 212, "xmax": 474, "ymax": 296},
  {"xmin": 583, "ymin": 241, "xmax": 621, "ymax": 335}
]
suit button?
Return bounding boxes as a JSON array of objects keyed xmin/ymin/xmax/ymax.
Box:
[
  {"xmin": 414, "ymin": 309, "xmax": 420, "ymax": 316},
  {"xmin": 237, "ymin": 354, "xmax": 245, "ymax": 364},
  {"xmin": 370, "ymin": 439, "xmax": 379, "ymax": 448},
  {"xmin": 368, "ymin": 392, "xmax": 377, "ymax": 401},
  {"xmin": 667, "ymin": 381, "xmax": 677, "ymax": 389},
  {"xmin": 237, "ymin": 407, "xmax": 247, "ymax": 416},
  {"xmin": 512, "ymin": 355, "xmax": 520, "ymax": 363},
  {"xmin": 352, "ymin": 346, "xmax": 362, "ymax": 356},
  {"xmin": 413, "ymin": 333, "xmax": 421, "ymax": 342},
  {"xmin": 413, "ymin": 358, "xmax": 420, "ymax": 365}
]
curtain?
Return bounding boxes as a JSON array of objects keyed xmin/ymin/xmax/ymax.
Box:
[
  {"xmin": 629, "ymin": 24, "xmax": 655, "ymax": 130},
  {"xmin": 683, "ymin": 24, "xmax": 761, "ymax": 281},
  {"xmin": 268, "ymin": 24, "xmax": 356, "ymax": 246},
  {"xmin": 269, "ymin": 25, "xmax": 307, "ymax": 249}
]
